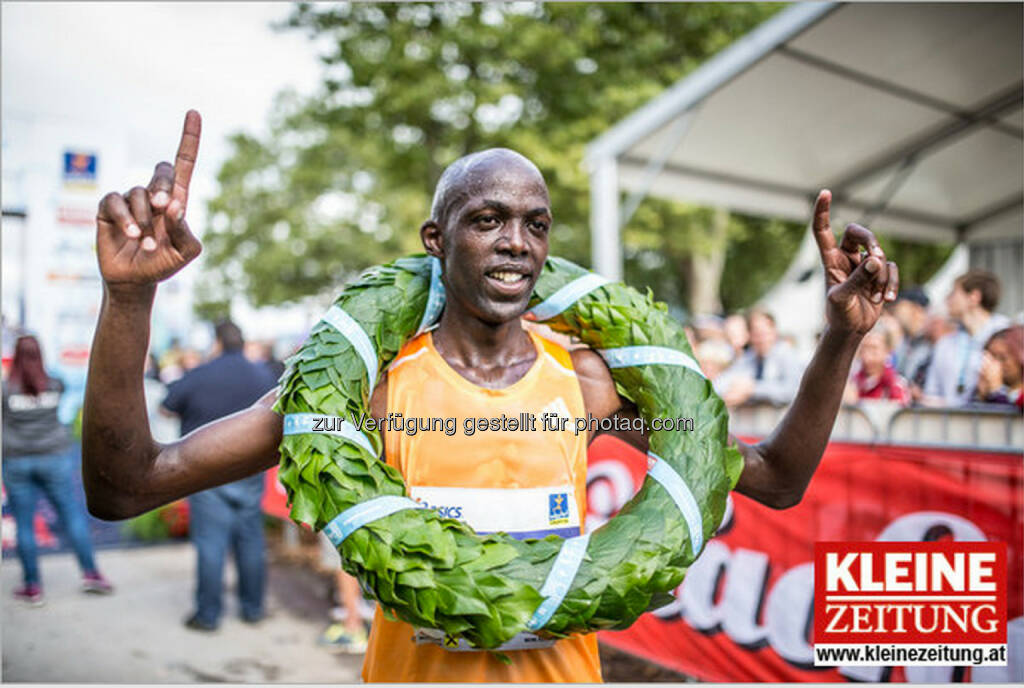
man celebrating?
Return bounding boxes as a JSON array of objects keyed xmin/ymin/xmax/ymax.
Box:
[{"xmin": 84, "ymin": 111, "xmax": 899, "ymax": 682}]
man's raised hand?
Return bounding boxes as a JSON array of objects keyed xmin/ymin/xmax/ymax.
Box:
[
  {"xmin": 96, "ymin": 110, "xmax": 203, "ymax": 291},
  {"xmin": 812, "ymin": 189, "xmax": 899, "ymax": 335}
]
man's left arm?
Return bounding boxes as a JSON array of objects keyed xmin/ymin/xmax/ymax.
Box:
[
  {"xmin": 735, "ymin": 326, "xmax": 860, "ymax": 507},
  {"xmin": 736, "ymin": 190, "xmax": 897, "ymax": 507}
]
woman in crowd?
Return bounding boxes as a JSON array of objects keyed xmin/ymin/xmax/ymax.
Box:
[
  {"xmin": 844, "ymin": 324, "xmax": 910, "ymax": 405},
  {"xmin": 974, "ymin": 325, "xmax": 1024, "ymax": 410},
  {"xmin": 2, "ymin": 335, "xmax": 113, "ymax": 604}
]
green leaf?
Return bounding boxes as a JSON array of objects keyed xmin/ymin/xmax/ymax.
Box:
[{"xmin": 396, "ymin": 568, "xmax": 437, "ymax": 589}]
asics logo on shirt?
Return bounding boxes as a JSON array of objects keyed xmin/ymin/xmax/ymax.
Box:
[{"xmin": 413, "ymin": 497, "xmax": 463, "ymax": 520}]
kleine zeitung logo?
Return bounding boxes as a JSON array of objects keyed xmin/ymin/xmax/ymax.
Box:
[{"xmin": 814, "ymin": 542, "xmax": 1007, "ymax": 666}]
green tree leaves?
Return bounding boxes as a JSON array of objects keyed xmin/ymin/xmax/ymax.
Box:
[{"xmin": 201, "ymin": 2, "xmax": 783, "ymax": 312}]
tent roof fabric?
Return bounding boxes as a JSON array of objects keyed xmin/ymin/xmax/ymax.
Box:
[{"xmin": 587, "ymin": 2, "xmax": 1023, "ymax": 244}]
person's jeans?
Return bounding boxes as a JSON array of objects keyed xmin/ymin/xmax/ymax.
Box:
[
  {"xmin": 2, "ymin": 449, "xmax": 98, "ymax": 586},
  {"xmin": 187, "ymin": 489, "xmax": 266, "ymax": 625}
]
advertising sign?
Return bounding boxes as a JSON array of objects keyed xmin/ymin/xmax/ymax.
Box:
[
  {"xmin": 590, "ymin": 436, "xmax": 1022, "ymax": 683},
  {"xmin": 813, "ymin": 541, "xmax": 1007, "ymax": 666},
  {"xmin": 62, "ymin": 150, "xmax": 97, "ymax": 186},
  {"xmin": 261, "ymin": 434, "xmax": 1022, "ymax": 682}
]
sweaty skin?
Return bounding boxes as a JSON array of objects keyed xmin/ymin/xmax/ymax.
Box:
[{"xmin": 82, "ymin": 111, "xmax": 899, "ymax": 519}]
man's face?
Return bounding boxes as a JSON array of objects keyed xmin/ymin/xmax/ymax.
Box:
[
  {"xmin": 748, "ymin": 313, "xmax": 776, "ymax": 357},
  {"xmin": 427, "ymin": 157, "xmax": 551, "ymax": 325}
]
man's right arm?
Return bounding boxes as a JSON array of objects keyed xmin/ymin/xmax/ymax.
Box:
[
  {"xmin": 84, "ymin": 286, "xmax": 283, "ymax": 519},
  {"xmin": 83, "ymin": 110, "xmax": 282, "ymax": 520}
]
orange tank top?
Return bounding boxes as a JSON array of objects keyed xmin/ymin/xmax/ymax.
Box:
[{"xmin": 360, "ymin": 328, "xmax": 603, "ymax": 683}]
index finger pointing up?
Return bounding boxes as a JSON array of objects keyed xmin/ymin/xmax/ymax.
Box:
[
  {"xmin": 172, "ymin": 110, "xmax": 202, "ymax": 207},
  {"xmin": 811, "ymin": 189, "xmax": 836, "ymax": 257}
]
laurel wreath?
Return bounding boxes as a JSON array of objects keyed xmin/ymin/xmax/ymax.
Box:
[{"xmin": 273, "ymin": 254, "xmax": 743, "ymax": 649}]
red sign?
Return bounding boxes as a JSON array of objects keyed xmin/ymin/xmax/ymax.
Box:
[
  {"xmin": 591, "ymin": 437, "xmax": 1022, "ymax": 682},
  {"xmin": 814, "ymin": 541, "xmax": 1006, "ymax": 647},
  {"xmin": 57, "ymin": 206, "xmax": 96, "ymax": 226},
  {"xmin": 59, "ymin": 347, "xmax": 90, "ymax": 365}
]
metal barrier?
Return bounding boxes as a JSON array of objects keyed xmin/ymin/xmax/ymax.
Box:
[
  {"xmin": 833, "ymin": 404, "xmax": 880, "ymax": 442},
  {"xmin": 887, "ymin": 405, "xmax": 1023, "ymax": 453},
  {"xmin": 727, "ymin": 402, "xmax": 788, "ymax": 438},
  {"xmin": 729, "ymin": 402, "xmax": 878, "ymax": 443},
  {"xmin": 729, "ymin": 401, "xmax": 1022, "ymax": 453}
]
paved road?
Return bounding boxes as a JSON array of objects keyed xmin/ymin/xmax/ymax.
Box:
[{"xmin": 2, "ymin": 542, "xmax": 362, "ymax": 683}]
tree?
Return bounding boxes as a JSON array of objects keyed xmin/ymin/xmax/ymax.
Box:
[{"xmin": 200, "ymin": 2, "xmax": 790, "ymax": 316}]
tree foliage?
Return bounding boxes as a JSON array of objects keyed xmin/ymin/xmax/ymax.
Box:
[
  {"xmin": 876, "ymin": 236, "xmax": 956, "ymax": 291},
  {"xmin": 201, "ymin": 2, "xmax": 788, "ymax": 313}
]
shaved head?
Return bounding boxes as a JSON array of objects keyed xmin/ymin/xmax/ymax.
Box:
[
  {"xmin": 420, "ymin": 147, "xmax": 551, "ymax": 324},
  {"xmin": 430, "ymin": 148, "xmax": 547, "ymax": 230}
]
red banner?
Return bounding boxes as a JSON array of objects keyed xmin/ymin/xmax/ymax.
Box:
[
  {"xmin": 589, "ymin": 436, "xmax": 1023, "ymax": 683},
  {"xmin": 263, "ymin": 465, "xmax": 291, "ymax": 520}
]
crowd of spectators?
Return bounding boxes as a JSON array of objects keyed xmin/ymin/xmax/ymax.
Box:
[
  {"xmin": 141, "ymin": 334, "xmax": 287, "ymax": 444},
  {"xmin": 711, "ymin": 310, "xmax": 803, "ymax": 408},
  {"xmin": 145, "ymin": 336, "xmax": 285, "ymax": 388},
  {"xmin": 690, "ymin": 268, "xmax": 1023, "ymax": 414}
]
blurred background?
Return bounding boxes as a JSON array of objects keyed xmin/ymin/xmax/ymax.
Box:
[{"xmin": 2, "ymin": 2, "xmax": 1021, "ymax": 683}]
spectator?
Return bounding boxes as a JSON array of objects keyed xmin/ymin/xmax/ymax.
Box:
[
  {"xmin": 925, "ymin": 312, "xmax": 956, "ymax": 347},
  {"xmin": 844, "ymin": 325, "xmax": 910, "ymax": 405},
  {"xmin": 161, "ymin": 321, "xmax": 277, "ymax": 631},
  {"xmin": 723, "ymin": 313, "xmax": 749, "ymax": 360},
  {"xmin": 923, "ymin": 270, "xmax": 1010, "ymax": 406},
  {"xmin": 159, "ymin": 338, "xmax": 187, "ymax": 383},
  {"xmin": 695, "ymin": 338, "xmax": 735, "ymax": 382},
  {"xmin": 715, "ymin": 309, "xmax": 803, "ymax": 407},
  {"xmin": 877, "ymin": 309, "xmax": 904, "ymax": 364},
  {"xmin": 692, "ymin": 314, "xmax": 726, "ymax": 343},
  {"xmin": 891, "ymin": 288, "xmax": 933, "ymax": 397},
  {"xmin": 2, "ymin": 335, "xmax": 113, "ymax": 604},
  {"xmin": 159, "ymin": 337, "xmax": 185, "ymax": 372},
  {"xmin": 180, "ymin": 348, "xmax": 203, "ymax": 372},
  {"xmin": 246, "ymin": 340, "xmax": 286, "ymax": 381},
  {"xmin": 973, "ymin": 326, "xmax": 1024, "ymax": 410}
]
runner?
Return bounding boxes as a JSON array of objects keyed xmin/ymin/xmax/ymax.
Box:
[{"xmin": 83, "ymin": 110, "xmax": 899, "ymax": 682}]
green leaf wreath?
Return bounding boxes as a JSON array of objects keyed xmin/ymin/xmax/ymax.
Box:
[{"xmin": 273, "ymin": 255, "xmax": 743, "ymax": 649}]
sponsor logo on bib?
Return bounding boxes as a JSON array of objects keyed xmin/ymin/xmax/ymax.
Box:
[{"xmin": 549, "ymin": 492, "xmax": 570, "ymax": 525}]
